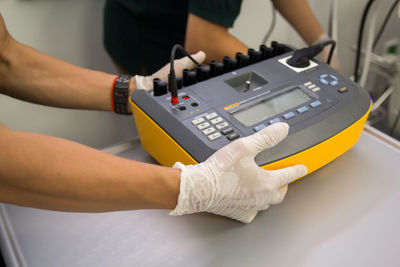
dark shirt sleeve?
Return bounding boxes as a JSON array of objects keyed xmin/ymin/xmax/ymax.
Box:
[{"xmin": 188, "ymin": 0, "xmax": 242, "ymax": 28}]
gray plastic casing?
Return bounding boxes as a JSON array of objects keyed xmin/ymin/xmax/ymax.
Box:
[{"xmin": 131, "ymin": 52, "xmax": 371, "ymax": 165}]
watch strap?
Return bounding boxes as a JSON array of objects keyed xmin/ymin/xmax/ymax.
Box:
[{"xmin": 112, "ymin": 75, "xmax": 132, "ymax": 115}]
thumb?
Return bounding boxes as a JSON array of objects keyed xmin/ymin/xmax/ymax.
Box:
[
  {"xmin": 174, "ymin": 51, "xmax": 206, "ymax": 76},
  {"xmin": 241, "ymin": 122, "xmax": 289, "ymax": 156}
]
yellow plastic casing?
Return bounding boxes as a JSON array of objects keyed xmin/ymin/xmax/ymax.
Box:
[{"xmin": 130, "ymin": 98, "xmax": 371, "ymax": 179}]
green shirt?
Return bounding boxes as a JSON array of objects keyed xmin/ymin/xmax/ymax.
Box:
[{"xmin": 103, "ymin": 0, "xmax": 242, "ymax": 74}]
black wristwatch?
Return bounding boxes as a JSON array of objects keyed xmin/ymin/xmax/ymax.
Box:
[{"xmin": 112, "ymin": 75, "xmax": 132, "ymax": 115}]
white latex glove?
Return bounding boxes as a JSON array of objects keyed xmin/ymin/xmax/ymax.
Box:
[
  {"xmin": 169, "ymin": 122, "xmax": 307, "ymax": 223},
  {"xmin": 135, "ymin": 51, "xmax": 206, "ymax": 90}
]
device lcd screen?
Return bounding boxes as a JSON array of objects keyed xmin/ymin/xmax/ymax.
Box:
[{"xmin": 233, "ymin": 88, "xmax": 311, "ymax": 127}]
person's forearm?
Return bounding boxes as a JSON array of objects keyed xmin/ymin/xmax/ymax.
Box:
[
  {"xmin": 0, "ymin": 15, "xmax": 136, "ymax": 111},
  {"xmin": 272, "ymin": 0, "xmax": 324, "ymax": 45},
  {"xmin": 0, "ymin": 124, "xmax": 180, "ymax": 212},
  {"xmin": 185, "ymin": 14, "xmax": 248, "ymax": 63}
]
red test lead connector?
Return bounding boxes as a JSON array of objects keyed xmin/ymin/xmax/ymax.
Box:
[{"xmin": 171, "ymin": 95, "xmax": 179, "ymax": 105}]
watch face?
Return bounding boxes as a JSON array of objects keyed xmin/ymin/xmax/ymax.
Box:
[{"xmin": 117, "ymin": 75, "xmax": 131, "ymax": 85}]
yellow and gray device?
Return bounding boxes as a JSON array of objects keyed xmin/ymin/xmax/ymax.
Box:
[{"xmin": 130, "ymin": 43, "xmax": 371, "ymax": 178}]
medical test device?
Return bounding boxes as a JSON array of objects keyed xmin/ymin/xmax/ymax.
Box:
[{"xmin": 130, "ymin": 42, "xmax": 371, "ymax": 177}]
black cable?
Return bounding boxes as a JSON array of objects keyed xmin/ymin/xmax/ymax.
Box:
[
  {"xmin": 170, "ymin": 44, "xmax": 200, "ymax": 77},
  {"xmin": 323, "ymin": 40, "xmax": 336, "ymax": 65},
  {"xmin": 354, "ymin": 0, "xmax": 376, "ymax": 83},
  {"xmin": 0, "ymin": 249, "xmax": 5, "ymax": 267},
  {"xmin": 373, "ymin": 0, "xmax": 400, "ymax": 50},
  {"xmin": 169, "ymin": 44, "xmax": 200, "ymax": 102}
]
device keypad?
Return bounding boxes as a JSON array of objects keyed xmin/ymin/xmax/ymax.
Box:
[
  {"xmin": 202, "ymin": 127, "xmax": 216, "ymax": 135},
  {"xmin": 210, "ymin": 117, "xmax": 224, "ymax": 125},
  {"xmin": 208, "ymin": 132, "xmax": 222, "ymax": 141},
  {"xmin": 221, "ymin": 127, "xmax": 234, "ymax": 135},
  {"xmin": 227, "ymin": 132, "xmax": 240, "ymax": 141},
  {"xmin": 216, "ymin": 121, "xmax": 229, "ymax": 130},
  {"xmin": 205, "ymin": 112, "xmax": 218, "ymax": 120},
  {"xmin": 197, "ymin": 122, "xmax": 210, "ymax": 130},
  {"xmin": 192, "ymin": 117, "xmax": 205, "ymax": 125},
  {"xmin": 193, "ymin": 111, "xmax": 241, "ymax": 142}
]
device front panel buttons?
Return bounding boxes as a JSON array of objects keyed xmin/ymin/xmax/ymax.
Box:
[
  {"xmin": 202, "ymin": 127, "xmax": 216, "ymax": 135},
  {"xmin": 192, "ymin": 117, "xmax": 205, "ymax": 125},
  {"xmin": 205, "ymin": 112, "xmax": 218, "ymax": 120},
  {"xmin": 197, "ymin": 122, "xmax": 210, "ymax": 130}
]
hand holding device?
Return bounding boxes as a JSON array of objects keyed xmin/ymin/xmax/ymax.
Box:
[{"xmin": 169, "ymin": 122, "xmax": 307, "ymax": 223}]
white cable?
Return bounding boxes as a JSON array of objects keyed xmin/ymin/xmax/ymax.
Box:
[
  {"xmin": 398, "ymin": 2, "xmax": 400, "ymax": 19},
  {"xmin": 359, "ymin": 1, "xmax": 382, "ymax": 88},
  {"xmin": 371, "ymin": 86, "xmax": 394, "ymax": 112},
  {"xmin": 262, "ymin": 2, "xmax": 276, "ymax": 45},
  {"xmin": 329, "ymin": 0, "xmax": 339, "ymax": 56}
]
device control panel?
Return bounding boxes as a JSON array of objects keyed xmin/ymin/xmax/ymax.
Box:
[{"xmin": 131, "ymin": 42, "xmax": 370, "ymax": 163}]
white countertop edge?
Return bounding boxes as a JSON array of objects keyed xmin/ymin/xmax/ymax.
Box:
[
  {"xmin": 0, "ymin": 205, "xmax": 26, "ymax": 267},
  {"xmin": 364, "ymin": 124, "xmax": 400, "ymax": 151}
]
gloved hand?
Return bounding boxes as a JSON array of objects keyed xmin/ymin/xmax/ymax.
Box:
[
  {"xmin": 169, "ymin": 122, "xmax": 307, "ymax": 223},
  {"xmin": 135, "ymin": 51, "xmax": 206, "ymax": 90}
]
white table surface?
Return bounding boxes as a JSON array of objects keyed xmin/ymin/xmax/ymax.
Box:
[{"xmin": 1, "ymin": 126, "xmax": 399, "ymax": 267}]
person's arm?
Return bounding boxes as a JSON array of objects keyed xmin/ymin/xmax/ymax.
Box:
[
  {"xmin": 271, "ymin": 0, "xmax": 324, "ymax": 46},
  {"xmin": 0, "ymin": 122, "xmax": 180, "ymax": 212},
  {"xmin": 185, "ymin": 1, "xmax": 326, "ymax": 61},
  {"xmin": 0, "ymin": 14, "xmax": 205, "ymax": 112},
  {"xmin": 0, "ymin": 15, "xmax": 127, "ymax": 112},
  {"xmin": 0, "ymin": 120, "xmax": 306, "ymax": 223},
  {"xmin": 185, "ymin": 14, "xmax": 248, "ymax": 63}
]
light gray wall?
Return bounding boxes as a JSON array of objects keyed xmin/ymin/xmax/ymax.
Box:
[
  {"xmin": 0, "ymin": 0, "xmax": 137, "ymax": 149},
  {"xmin": 0, "ymin": 0, "xmax": 399, "ymax": 148},
  {"xmin": 233, "ymin": 0, "xmax": 400, "ymax": 78}
]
